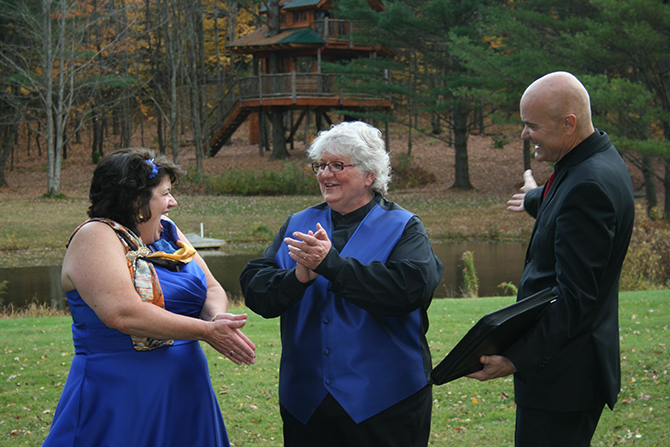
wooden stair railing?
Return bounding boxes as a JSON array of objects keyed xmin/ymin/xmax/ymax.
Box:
[{"xmin": 208, "ymin": 81, "xmax": 250, "ymax": 157}]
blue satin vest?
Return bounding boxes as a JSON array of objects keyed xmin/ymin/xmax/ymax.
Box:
[{"xmin": 275, "ymin": 204, "xmax": 427, "ymax": 424}]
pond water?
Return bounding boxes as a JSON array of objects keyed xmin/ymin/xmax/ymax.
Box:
[{"xmin": 0, "ymin": 242, "xmax": 528, "ymax": 310}]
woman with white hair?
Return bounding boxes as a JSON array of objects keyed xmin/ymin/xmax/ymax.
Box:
[{"xmin": 240, "ymin": 121, "xmax": 443, "ymax": 446}]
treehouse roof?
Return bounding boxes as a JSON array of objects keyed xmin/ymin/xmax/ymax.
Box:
[
  {"xmin": 228, "ymin": 26, "xmax": 326, "ymax": 54},
  {"xmin": 259, "ymin": 0, "xmax": 325, "ymax": 13},
  {"xmin": 259, "ymin": 0, "xmax": 384, "ymax": 13},
  {"xmin": 281, "ymin": 0, "xmax": 323, "ymax": 9}
]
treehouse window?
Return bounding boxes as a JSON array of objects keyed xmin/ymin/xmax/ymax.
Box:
[
  {"xmin": 293, "ymin": 12, "xmax": 307, "ymax": 22},
  {"xmin": 296, "ymin": 57, "xmax": 313, "ymax": 73}
]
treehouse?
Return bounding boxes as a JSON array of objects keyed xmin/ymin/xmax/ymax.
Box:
[{"xmin": 208, "ymin": 0, "xmax": 393, "ymax": 156}]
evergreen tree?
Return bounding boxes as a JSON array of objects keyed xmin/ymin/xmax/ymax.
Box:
[
  {"xmin": 335, "ymin": 0, "xmax": 499, "ymax": 190},
  {"xmin": 453, "ymin": 0, "xmax": 670, "ymax": 218}
]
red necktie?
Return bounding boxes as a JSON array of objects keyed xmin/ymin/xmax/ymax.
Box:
[{"xmin": 543, "ymin": 172, "xmax": 555, "ymax": 199}]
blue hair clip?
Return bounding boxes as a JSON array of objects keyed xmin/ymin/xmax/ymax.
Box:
[{"xmin": 145, "ymin": 159, "xmax": 160, "ymax": 179}]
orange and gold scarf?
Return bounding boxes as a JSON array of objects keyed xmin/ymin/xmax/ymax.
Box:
[{"xmin": 68, "ymin": 218, "xmax": 195, "ymax": 351}]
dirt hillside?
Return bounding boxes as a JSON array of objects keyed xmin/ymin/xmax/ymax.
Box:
[{"xmin": 1, "ymin": 119, "xmax": 651, "ymax": 201}]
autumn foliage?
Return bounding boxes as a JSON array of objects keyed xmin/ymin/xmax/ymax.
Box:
[{"xmin": 620, "ymin": 204, "xmax": 670, "ymax": 291}]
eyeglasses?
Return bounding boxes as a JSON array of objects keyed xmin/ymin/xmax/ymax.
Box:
[{"xmin": 311, "ymin": 161, "xmax": 356, "ymax": 173}]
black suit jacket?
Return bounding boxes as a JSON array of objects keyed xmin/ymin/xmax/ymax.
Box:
[{"xmin": 505, "ymin": 131, "xmax": 635, "ymax": 412}]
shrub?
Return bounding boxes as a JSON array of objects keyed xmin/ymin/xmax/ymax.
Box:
[
  {"xmin": 619, "ymin": 205, "xmax": 670, "ymax": 291},
  {"xmin": 0, "ymin": 235, "xmax": 21, "ymax": 251},
  {"xmin": 203, "ymin": 163, "xmax": 319, "ymax": 196},
  {"xmin": 498, "ymin": 281, "xmax": 518, "ymax": 296},
  {"xmin": 492, "ymin": 133, "xmax": 510, "ymax": 149},
  {"xmin": 250, "ymin": 223, "xmax": 275, "ymax": 241},
  {"xmin": 460, "ymin": 251, "xmax": 479, "ymax": 298},
  {"xmin": 390, "ymin": 154, "xmax": 437, "ymax": 190}
]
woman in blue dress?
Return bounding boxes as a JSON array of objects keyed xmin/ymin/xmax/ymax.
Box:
[{"xmin": 43, "ymin": 148, "xmax": 256, "ymax": 447}]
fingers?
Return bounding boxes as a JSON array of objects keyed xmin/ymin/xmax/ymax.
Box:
[
  {"xmin": 507, "ymin": 193, "xmax": 526, "ymax": 212},
  {"xmin": 284, "ymin": 222, "xmax": 331, "ymax": 269},
  {"xmin": 228, "ymin": 330, "xmax": 257, "ymax": 365},
  {"xmin": 216, "ymin": 312, "xmax": 248, "ymax": 322},
  {"xmin": 288, "ymin": 223, "xmax": 330, "ymax": 245},
  {"xmin": 225, "ymin": 338, "xmax": 256, "ymax": 365},
  {"xmin": 470, "ymin": 355, "xmax": 517, "ymax": 380},
  {"xmin": 506, "ymin": 170, "xmax": 535, "ymax": 212},
  {"xmin": 236, "ymin": 329, "xmax": 257, "ymax": 351},
  {"xmin": 210, "ymin": 320, "xmax": 256, "ymax": 366},
  {"xmin": 226, "ymin": 343, "xmax": 256, "ymax": 366},
  {"xmin": 314, "ymin": 223, "xmax": 329, "ymax": 240},
  {"xmin": 224, "ymin": 318, "xmax": 247, "ymax": 329}
]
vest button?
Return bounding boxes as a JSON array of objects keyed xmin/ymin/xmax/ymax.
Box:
[
  {"xmin": 324, "ymin": 349, "xmax": 330, "ymax": 355},
  {"xmin": 323, "ymin": 318, "xmax": 329, "ymax": 324},
  {"xmin": 325, "ymin": 379, "xmax": 332, "ymax": 385}
]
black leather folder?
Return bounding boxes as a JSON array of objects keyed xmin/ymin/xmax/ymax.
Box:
[{"xmin": 430, "ymin": 288, "xmax": 557, "ymax": 385}]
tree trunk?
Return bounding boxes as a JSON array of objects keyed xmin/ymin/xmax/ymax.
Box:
[
  {"xmin": 0, "ymin": 122, "xmax": 18, "ymax": 188},
  {"xmin": 662, "ymin": 119, "xmax": 670, "ymax": 220},
  {"xmin": 523, "ymin": 139, "xmax": 532, "ymax": 171},
  {"xmin": 267, "ymin": 0, "xmax": 288, "ymax": 160},
  {"xmin": 214, "ymin": 0, "xmax": 224, "ymax": 123},
  {"xmin": 270, "ymin": 107, "xmax": 289, "ymax": 160},
  {"xmin": 121, "ymin": 99, "xmax": 132, "ymax": 148},
  {"xmin": 184, "ymin": 0, "xmax": 206, "ymax": 171},
  {"xmin": 157, "ymin": 111, "xmax": 165, "ymax": 154},
  {"xmin": 663, "ymin": 160, "xmax": 670, "ymax": 220},
  {"xmin": 407, "ymin": 50, "xmax": 413, "ymax": 156},
  {"xmin": 641, "ymin": 154, "xmax": 657, "ymax": 218},
  {"xmin": 43, "ymin": 0, "xmax": 61, "ymax": 196},
  {"xmin": 451, "ymin": 103, "xmax": 473, "ymax": 190},
  {"xmin": 118, "ymin": 1, "xmax": 132, "ymax": 149},
  {"xmin": 162, "ymin": 0, "xmax": 181, "ymax": 162}
]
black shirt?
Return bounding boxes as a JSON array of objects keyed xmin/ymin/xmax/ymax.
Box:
[{"xmin": 239, "ymin": 194, "xmax": 443, "ymax": 320}]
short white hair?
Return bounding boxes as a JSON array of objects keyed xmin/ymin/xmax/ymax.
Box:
[{"xmin": 307, "ymin": 121, "xmax": 391, "ymax": 195}]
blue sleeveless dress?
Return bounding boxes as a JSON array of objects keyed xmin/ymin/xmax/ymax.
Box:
[{"xmin": 43, "ymin": 224, "xmax": 230, "ymax": 447}]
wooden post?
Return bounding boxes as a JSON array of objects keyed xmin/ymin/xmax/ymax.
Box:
[
  {"xmin": 258, "ymin": 73, "xmax": 263, "ymax": 106},
  {"xmin": 258, "ymin": 110, "xmax": 264, "ymax": 156},
  {"xmin": 289, "ymin": 109, "xmax": 294, "ymax": 150},
  {"xmin": 249, "ymin": 112, "xmax": 260, "ymax": 145},
  {"xmin": 385, "ymin": 121, "xmax": 390, "ymax": 152}
]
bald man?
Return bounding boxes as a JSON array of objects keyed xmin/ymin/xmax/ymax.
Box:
[{"xmin": 469, "ymin": 72, "xmax": 635, "ymax": 446}]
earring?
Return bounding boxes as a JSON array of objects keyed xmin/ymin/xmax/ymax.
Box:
[{"xmin": 138, "ymin": 214, "xmax": 144, "ymax": 220}]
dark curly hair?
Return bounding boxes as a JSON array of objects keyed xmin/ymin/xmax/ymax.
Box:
[{"xmin": 88, "ymin": 148, "xmax": 185, "ymax": 229}]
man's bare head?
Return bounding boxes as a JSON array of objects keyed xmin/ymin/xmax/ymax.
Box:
[{"xmin": 520, "ymin": 72, "xmax": 595, "ymax": 162}]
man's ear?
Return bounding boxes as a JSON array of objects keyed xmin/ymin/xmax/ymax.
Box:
[{"xmin": 564, "ymin": 114, "xmax": 577, "ymax": 136}]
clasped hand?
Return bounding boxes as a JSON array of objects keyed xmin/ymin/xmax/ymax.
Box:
[
  {"xmin": 207, "ymin": 313, "xmax": 256, "ymax": 366},
  {"xmin": 284, "ymin": 222, "xmax": 332, "ymax": 283}
]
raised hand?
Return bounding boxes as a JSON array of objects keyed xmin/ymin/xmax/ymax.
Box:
[
  {"xmin": 284, "ymin": 223, "xmax": 332, "ymax": 283},
  {"xmin": 507, "ymin": 169, "xmax": 538, "ymax": 212}
]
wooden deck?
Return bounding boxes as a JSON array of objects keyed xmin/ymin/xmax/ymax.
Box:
[
  {"xmin": 207, "ymin": 72, "xmax": 392, "ymax": 155},
  {"xmin": 237, "ymin": 73, "xmax": 392, "ymax": 109}
]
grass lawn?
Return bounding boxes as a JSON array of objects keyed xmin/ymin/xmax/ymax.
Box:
[{"xmin": 1, "ymin": 290, "xmax": 668, "ymax": 446}]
